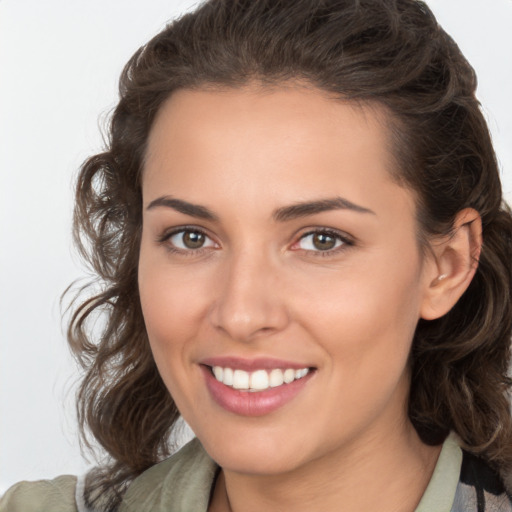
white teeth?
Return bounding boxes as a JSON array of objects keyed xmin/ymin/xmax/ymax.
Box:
[
  {"xmin": 269, "ymin": 368, "xmax": 284, "ymax": 387},
  {"xmin": 223, "ymin": 367, "xmax": 234, "ymax": 386},
  {"xmin": 232, "ymin": 369, "xmax": 250, "ymax": 389},
  {"xmin": 213, "ymin": 366, "xmax": 223, "ymax": 381},
  {"xmin": 211, "ymin": 365, "xmax": 310, "ymax": 391},
  {"xmin": 283, "ymin": 368, "xmax": 295, "ymax": 384},
  {"xmin": 250, "ymin": 370, "xmax": 269, "ymax": 390},
  {"xmin": 295, "ymin": 368, "xmax": 308, "ymax": 379}
]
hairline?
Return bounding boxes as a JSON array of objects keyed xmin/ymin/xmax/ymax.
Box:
[{"xmin": 140, "ymin": 78, "xmax": 430, "ymax": 255}]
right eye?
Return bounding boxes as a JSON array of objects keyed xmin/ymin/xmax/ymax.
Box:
[{"xmin": 162, "ymin": 228, "xmax": 218, "ymax": 252}]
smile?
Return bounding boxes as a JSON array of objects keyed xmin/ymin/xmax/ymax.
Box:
[
  {"xmin": 201, "ymin": 361, "xmax": 316, "ymax": 416},
  {"xmin": 211, "ymin": 366, "xmax": 311, "ymax": 392}
]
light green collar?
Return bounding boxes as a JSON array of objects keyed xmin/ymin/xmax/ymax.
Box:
[
  {"xmin": 119, "ymin": 437, "xmax": 217, "ymax": 512},
  {"xmin": 415, "ymin": 432, "xmax": 462, "ymax": 512},
  {"xmin": 119, "ymin": 433, "xmax": 462, "ymax": 512}
]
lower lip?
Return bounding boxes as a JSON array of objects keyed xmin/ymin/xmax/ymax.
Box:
[{"xmin": 201, "ymin": 366, "xmax": 314, "ymax": 417}]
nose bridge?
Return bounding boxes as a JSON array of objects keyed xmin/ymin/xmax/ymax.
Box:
[{"xmin": 210, "ymin": 245, "xmax": 288, "ymax": 341}]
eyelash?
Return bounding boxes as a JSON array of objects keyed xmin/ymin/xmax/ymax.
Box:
[
  {"xmin": 293, "ymin": 229, "xmax": 354, "ymax": 257},
  {"xmin": 157, "ymin": 226, "xmax": 216, "ymax": 257},
  {"xmin": 157, "ymin": 227, "xmax": 354, "ymax": 257}
]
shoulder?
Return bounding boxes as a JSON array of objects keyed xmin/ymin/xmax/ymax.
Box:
[
  {"xmin": 453, "ymin": 450, "xmax": 512, "ymax": 511},
  {"xmin": 417, "ymin": 432, "xmax": 512, "ymax": 512},
  {"xmin": 119, "ymin": 437, "xmax": 218, "ymax": 512},
  {"xmin": 0, "ymin": 475, "xmax": 78, "ymax": 512}
]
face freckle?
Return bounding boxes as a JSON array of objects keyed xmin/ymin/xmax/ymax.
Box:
[{"xmin": 138, "ymin": 84, "xmax": 433, "ymax": 477}]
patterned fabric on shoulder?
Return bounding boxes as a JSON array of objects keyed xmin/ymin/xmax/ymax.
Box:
[{"xmin": 452, "ymin": 451, "xmax": 512, "ymax": 512}]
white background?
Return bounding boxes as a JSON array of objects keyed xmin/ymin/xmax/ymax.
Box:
[{"xmin": 1, "ymin": 0, "xmax": 511, "ymax": 493}]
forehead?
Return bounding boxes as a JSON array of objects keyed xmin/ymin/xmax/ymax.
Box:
[
  {"xmin": 146, "ymin": 84, "xmax": 393, "ymax": 158},
  {"xmin": 143, "ymin": 84, "xmax": 413, "ymax": 222}
]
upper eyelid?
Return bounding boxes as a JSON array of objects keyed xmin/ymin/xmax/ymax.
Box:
[
  {"xmin": 291, "ymin": 228, "xmax": 355, "ymax": 255},
  {"xmin": 295, "ymin": 227, "xmax": 354, "ymax": 243},
  {"xmin": 157, "ymin": 225, "xmax": 355, "ymax": 249},
  {"xmin": 158, "ymin": 225, "xmax": 213, "ymax": 241},
  {"xmin": 158, "ymin": 227, "xmax": 218, "ymax": 255}
]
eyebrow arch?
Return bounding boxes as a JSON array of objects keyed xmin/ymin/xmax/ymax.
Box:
[
  {"xmin": 146, "ymin": 196, "xmax": 219, "ymax": 221},
  {"xmin": 273, "ymin": 197, "xmax": 375, "ymax": 222},
  {"xmin": 146, "ymin": 195, "xmax": 375, "ymax": 223}
]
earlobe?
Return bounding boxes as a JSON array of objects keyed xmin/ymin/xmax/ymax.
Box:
[{"xmin": 420, "ymin": 208, "xmax": 482, "ymax": 321}]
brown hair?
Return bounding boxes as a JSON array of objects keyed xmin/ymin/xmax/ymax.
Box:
[{"xmin": 68, "ymin": 0, "xmax": 512, "ymax": 509}]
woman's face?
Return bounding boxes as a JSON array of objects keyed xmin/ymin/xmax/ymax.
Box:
[{"xmin": 139, "ymin": 85, "xmax": 436, "ymax": 475}]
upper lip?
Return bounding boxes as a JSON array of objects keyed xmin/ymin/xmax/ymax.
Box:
[{"xmin": 200, "ymin": 356, "xmax": 314, "ymax": 372}]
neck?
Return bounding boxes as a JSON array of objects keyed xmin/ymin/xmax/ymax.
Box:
[{"xmin": 209, "ymin": 422, "xmax": 441, "ymax": 512}]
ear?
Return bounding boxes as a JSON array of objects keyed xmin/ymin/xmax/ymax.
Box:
[{"xmin": 420, "ymin": 208, "xmax": 482, "ymax": 321}]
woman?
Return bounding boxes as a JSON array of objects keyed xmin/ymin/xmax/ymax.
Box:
[{"xmin": 2, "ymin": 0, "xmax": 512, "ymax": 510}]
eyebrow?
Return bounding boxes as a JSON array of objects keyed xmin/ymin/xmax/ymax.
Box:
[
  {"xmin": 146, "ymin": 195, "xmax": 375, "ymax": 222},
  {"xmin": 146, "ymin": 196, "xmax": 219, "ymax": 221},
  {"xmin": 272, "ymin": 197, "xmax": 375, "ymax": 222}
]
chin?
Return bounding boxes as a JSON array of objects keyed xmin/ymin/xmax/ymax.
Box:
[
  {"xmin": 211, "ymin": 446, "xmax": 307, "ymax": 476},
  {"xmin": 194, "ymin": 422, "xmax": 317, "ymax": 475}
]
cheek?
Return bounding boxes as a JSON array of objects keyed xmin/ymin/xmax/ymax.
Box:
[
  {"xmin": 299, "ymin": 266, "xmax": 421, "ymax": 432},
  {"xmin": 296, "ymin": 252, "xmax": 423, "ymax": 373},
  {"xmin": 140, "ymin": 278, "xmax": 197, "ymax": 344},
  {"xmin": 138, "ymin": 252, "xmax": 211, "ymax": 366},
  {"xmin": 138, "ymin": 266, "xmax": 208, "ymax": 410}
]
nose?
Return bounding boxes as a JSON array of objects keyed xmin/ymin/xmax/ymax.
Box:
[{"xmin": 209, "ymin": 249, "xmax": 290, "ymax": 342}]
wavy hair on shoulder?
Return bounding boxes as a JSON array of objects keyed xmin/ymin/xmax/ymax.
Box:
[{"xmin": 67, "ymin": 0, "xmax": 512, "ymax": 509}]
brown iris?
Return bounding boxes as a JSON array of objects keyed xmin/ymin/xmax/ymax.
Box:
[
  {"xmin": 312, "ymin": 232, "xmax": 337, "ymax": 251},
  {"xmin": 182, "ymin": 231, "xmax": 206, "ymax": 249}
]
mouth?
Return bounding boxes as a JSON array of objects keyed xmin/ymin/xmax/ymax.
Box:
[
  {"xmin": 200, "ymin": 359, "xmax": 316, "ymax": 416},
  {"xmin": 208, "ymin": 365, "xmax": 313, "ymax": 392}
]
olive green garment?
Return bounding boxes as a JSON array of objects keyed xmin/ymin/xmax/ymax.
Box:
[
  {"xmin": 0, "ymin": 434, "xmax": 462, "ymax": 512},
  {"xmin": 0, "ymin": 474, "xmax": 78, "ymax": 512}
]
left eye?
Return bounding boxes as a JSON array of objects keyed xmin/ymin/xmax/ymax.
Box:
[
  {"xmin": 296, "ymin": 231, "xmax": 345, "ymax": 252},
  {"xmin": 168, "ymin": 229, "xmax": 216, "ymax": 250}
]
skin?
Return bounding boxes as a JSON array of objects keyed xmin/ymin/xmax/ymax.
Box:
[{"xmin": 138, "ymin": 84, "xmax": 480, "ymax": 511}]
